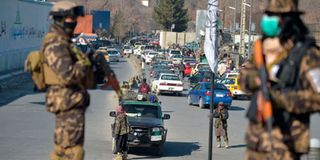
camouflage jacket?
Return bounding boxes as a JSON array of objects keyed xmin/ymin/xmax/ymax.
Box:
[
  {"xmin": 240, "ymin": 38, "xmax": 320, "ymax": 154},
  {"xmin": 42, "ymin": 24, "xmax": 90, "ymax": 113},
  {"xmin": 213, "ymin": 108, "xmax": 228, "ymax": 128},
  {"xmin": 114, "ymin": 113, "xmax": 130, "ymax": 136}
]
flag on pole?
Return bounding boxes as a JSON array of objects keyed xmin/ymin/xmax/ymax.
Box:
[{"xmin": 204, "ymin": 0, "xmax": 219, "ymax": 73}]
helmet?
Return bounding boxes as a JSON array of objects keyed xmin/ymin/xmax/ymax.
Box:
[
  {"xmin": 265, "ymin": 0, "xmax": 303, "ymax": 14},
  {"xmin": 50, "ymin": 1, "xmax": 84, "ymax": 18}
]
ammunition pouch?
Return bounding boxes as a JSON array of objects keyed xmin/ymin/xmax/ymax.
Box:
[{"xmin": 43, "ymin": 63, "xmax": 61, "ymax": 85}]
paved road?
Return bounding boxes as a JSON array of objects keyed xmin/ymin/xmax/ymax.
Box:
[{"xmin": 0, "ymin": 58, "xmax": 319, "ymax": 160}]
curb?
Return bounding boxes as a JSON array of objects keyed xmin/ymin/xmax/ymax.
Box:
[{"xmin": 0, "ymin": 70, "xmax": 25, "ymax": 81}]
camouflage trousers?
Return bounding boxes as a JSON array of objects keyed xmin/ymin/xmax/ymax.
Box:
[
  {"xmin": 50, "ymin": 144, "xmax": 84, "ymax": 160},
  {"xmin": 244, "ymin": 149, "xmax": 301, "ymax": 160},
  {"xmin": 50, "ymin": 109, "xmax": 85, "ymax": 160},
  {"xmin": 245, "ymin": 123, "xmax": 301, "ymax": 160}
]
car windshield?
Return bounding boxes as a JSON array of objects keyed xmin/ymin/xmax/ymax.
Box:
[
  {"xmin": 171, "ymin": 51, "xmax": 181, "ymax": 55},
  {"xmin": 184, "ymin": 60, "xmax": 196, "ymax": 63},
  {"xmin": 172, "ymin": 55, "xmax": 183, "ymax": 58},
  {"xmin": 221, "ymin": 78, "xmax": 236, "ymax": 84},
  {"xmin": 161, "ymin": 75, "xmax": 180, "ymax": 80},
  {"xmin": 205, "ymin": 83, "xmax": 227, "ymax": 90},
  {"xmin": 149, "ymin": 52, "xmax": 158, "ymax": 55},
  {"xmin": 108, "ymin": 50, "xmax": 118, "ymax": 55},
  {"xmin": 123, "ymin": 104, "xmax": 160, "ymax": 118}
]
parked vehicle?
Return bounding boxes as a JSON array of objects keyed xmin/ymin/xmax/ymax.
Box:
[{"xmin": 187, "ymin": 82, "xmax": 233, "ymax": 108}]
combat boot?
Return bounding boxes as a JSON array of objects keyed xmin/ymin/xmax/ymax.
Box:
[
  {"xmin": 122, "ymin": 151, "xmax": 128, "ymax": 160},
  {"xmin": 113, "ymin": 153, "xmax": 123, "ymax": 160},
  {"xmin": 224, "ymin": 141, "xmax": 230, "ymax": 149},
  {"xmin": 216, "ymin": 141, "xmax": 221, "ymax": 148}
]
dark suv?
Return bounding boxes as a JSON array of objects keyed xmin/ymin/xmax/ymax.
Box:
[{"xmin": 109, "ymin": 97, "xmax": 170, "ymax": 156}]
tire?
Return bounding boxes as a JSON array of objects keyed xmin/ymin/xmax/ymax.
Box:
[
  {"xmin": 187, "ymin": 95, "xmax": 193, "ymax": 105},
  {"xmin": 199, "ymin": 97, "xmax": 205, "ymax": 109},
  {"xmin": 112, "ymin": 137, "xmax": 117, "ymax": 154},
  {"xmin": 154, "ymin": 144, "xmax": 164, "ymax": 156}
]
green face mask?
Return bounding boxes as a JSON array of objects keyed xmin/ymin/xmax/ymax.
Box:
[{"xmin": 260, "ymin": 15, "xmax": 281, "ymax": 37}]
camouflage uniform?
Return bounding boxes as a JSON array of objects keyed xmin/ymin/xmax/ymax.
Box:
[
  {"xmin": 240, "ymin": 33, "xmax": 320, "ymax": 160},
  {"xmin": 240, "ymin": 0, "xmax": 320, "ymax": 159},
  {"xmin": 114, "ymin": 113, "xmax": 130, "ymax": 160},
  {"xmin": 43, "ymin": 24, "xmax": 90, "ymax": 160},
  {"xmin": 213, "ymin": 104, "xmax": 229, "ymax": 148}
]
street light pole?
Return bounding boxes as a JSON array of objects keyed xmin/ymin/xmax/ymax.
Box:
[
  {"xmin": 243, "ymin": 1, "xmax": 252, "ymax": 57},
  {"xmin": 248, "ymin": 0, "xmax": 252, "ymax": 57},
  {"xmin": 228, "ymin": 6, "xmax": 236, "ymax": 52}
]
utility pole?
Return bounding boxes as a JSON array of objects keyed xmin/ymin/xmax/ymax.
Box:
[
  {"xmin": 239, "ymin": 0, "xmax": 246, "ymax": 57},
  {"xmin": 248, "ymin": 0, "xmax": 252, "ymax": 57}
]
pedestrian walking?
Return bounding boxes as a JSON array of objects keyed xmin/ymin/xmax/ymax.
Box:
[
  {"xmin": 113, "ymin": 106, "xmax": 130, "ymax": 160},
  {"xmin": 214, "ymin": 102, "xmax": 229, "ymax": 149},
  {"xmin": 240, "ymin": 0, "xmax": 320, "ymax": 159},
  {"xmin": 42, "ymin": 2, "xmax": 90, "ymax": 160}
]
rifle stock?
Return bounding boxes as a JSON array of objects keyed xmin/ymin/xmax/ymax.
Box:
[{"xmin": 254, "ymin": 40, "xmax": 273, "ymax": 148}]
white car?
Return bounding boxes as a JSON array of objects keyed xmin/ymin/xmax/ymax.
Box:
[
  {"xmin": 107, "ymin": 49, "xmax": 121, "ymax": 62},
  {"xmin": 168, "ymin": 50, "xmax": 182, "ymax": 58},
  {"xmin": 145, "ymin": 52, "xmax": 159, "ymax": 64},
  {"xmin": 122, "ymin": 46, "xmax": 133, "ymax": 56},
  {"xmin": 151, "ymin": 73, "xmax": 183, "ymax": 95},
  {"xmin": 134, "ymin": 45, "xmax": 145, "ymax": 56},
  {"xmin": 170, "ymin": 54, "xmax": 184, "ymax": 65}
]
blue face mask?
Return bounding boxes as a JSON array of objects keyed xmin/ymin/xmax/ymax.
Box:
[{"xmin": 260, "ymin": 15, "xmax": 281, "ymax": 37}]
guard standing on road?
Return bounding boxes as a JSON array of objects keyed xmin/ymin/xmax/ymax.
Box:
[
  {"xmin": 42, "ymin": 1, "xmax": 90, "ymax": 160},
  {"xmin": 214, "ymin": 102, "xmax": 229, "ymax": 149},
  {"xmin": 114, "ymin": 106, "xmax": 130, "ymax": 160},
  {"xmin": 240, "ymin": 0, "xmax": 320, "ymax": 159}
]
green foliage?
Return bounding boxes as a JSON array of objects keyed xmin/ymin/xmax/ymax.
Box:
[{"xmin": 153, "ymin": 0, "xmax": 190, "ymax": 32}]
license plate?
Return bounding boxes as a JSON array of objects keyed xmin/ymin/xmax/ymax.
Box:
[
  {"xmin": 216, "ymin": 94, "xmax": 224, "ymax": 97},
  {"xmin": 151, "ymin": 135, "xmax": 162, "ymax": 141},
  {"xmin": 168, "ymin": 87, "xmax": 174, "ymax": 90}
]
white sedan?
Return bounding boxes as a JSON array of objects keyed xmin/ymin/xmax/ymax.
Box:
[
  {"xmin": 107, "ymin": 50, "xmax": 121, "ymax": 62},
  {"xmin": 151, "ymin": 73, "xmax": 183, "ymax": 96},
  {"xmin": 145, "ymin": 52, "xmax": 159, "ymax": 64}
]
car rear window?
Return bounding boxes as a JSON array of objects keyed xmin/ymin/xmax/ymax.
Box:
[
  {"xmin": 123, "ymin": 104, "xmax": 160, "ymax": 118},
  {"xmin": 171, "ymin": 51, "xmax": 181, "ymax": 55},
  {"xmin": 107, "ymin": 50, "xmax": 118, "ymax": 55},
  {"xmin": 205, "ymin": 83, "xmax": 227, "ymax": 90},
  {"xmin": 149, "ymin": 52, "xmax": 158, "ymax": 55},
  {"xmin": 161, "ymin": 75, "xmax": 180, "ymax": 81},
  {"xmin": 221, "ymin": 78, "xmax": 235, "ymax": 84}
]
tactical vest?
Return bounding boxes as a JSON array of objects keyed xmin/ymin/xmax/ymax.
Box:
[{"xmin": 41, "ymin": 33, "xmax": 64, "ymax": 85}]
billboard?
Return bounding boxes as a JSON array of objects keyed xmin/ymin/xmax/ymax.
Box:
[{"xmin": 91, "ymin": 10, "xmax": 110, "ymax": 32}]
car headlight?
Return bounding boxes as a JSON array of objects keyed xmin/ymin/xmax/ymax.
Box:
[{"xmin": 152, "ymin": 127, "xmax": 161, "ymax": 132}]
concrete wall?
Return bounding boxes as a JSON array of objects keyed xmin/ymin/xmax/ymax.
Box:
[
  {"xmin": 159, "ymin": 31, "xmax": 196, "ymax": 49},
  {"xmin": 0, "ymin": 0, "xmax": 52, "ymax": 74},
  {"xmin": 307, "ymin": 23, "xmax": 320, "ymax": 46}
]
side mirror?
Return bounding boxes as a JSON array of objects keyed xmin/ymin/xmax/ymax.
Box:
[
  {"xmin": 109, "ymin": 111, "xmax": 116, "ymax": 117},
  {"xmin": 163, "ymin": 114, "xmax": 170, "ymax": 120}
]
